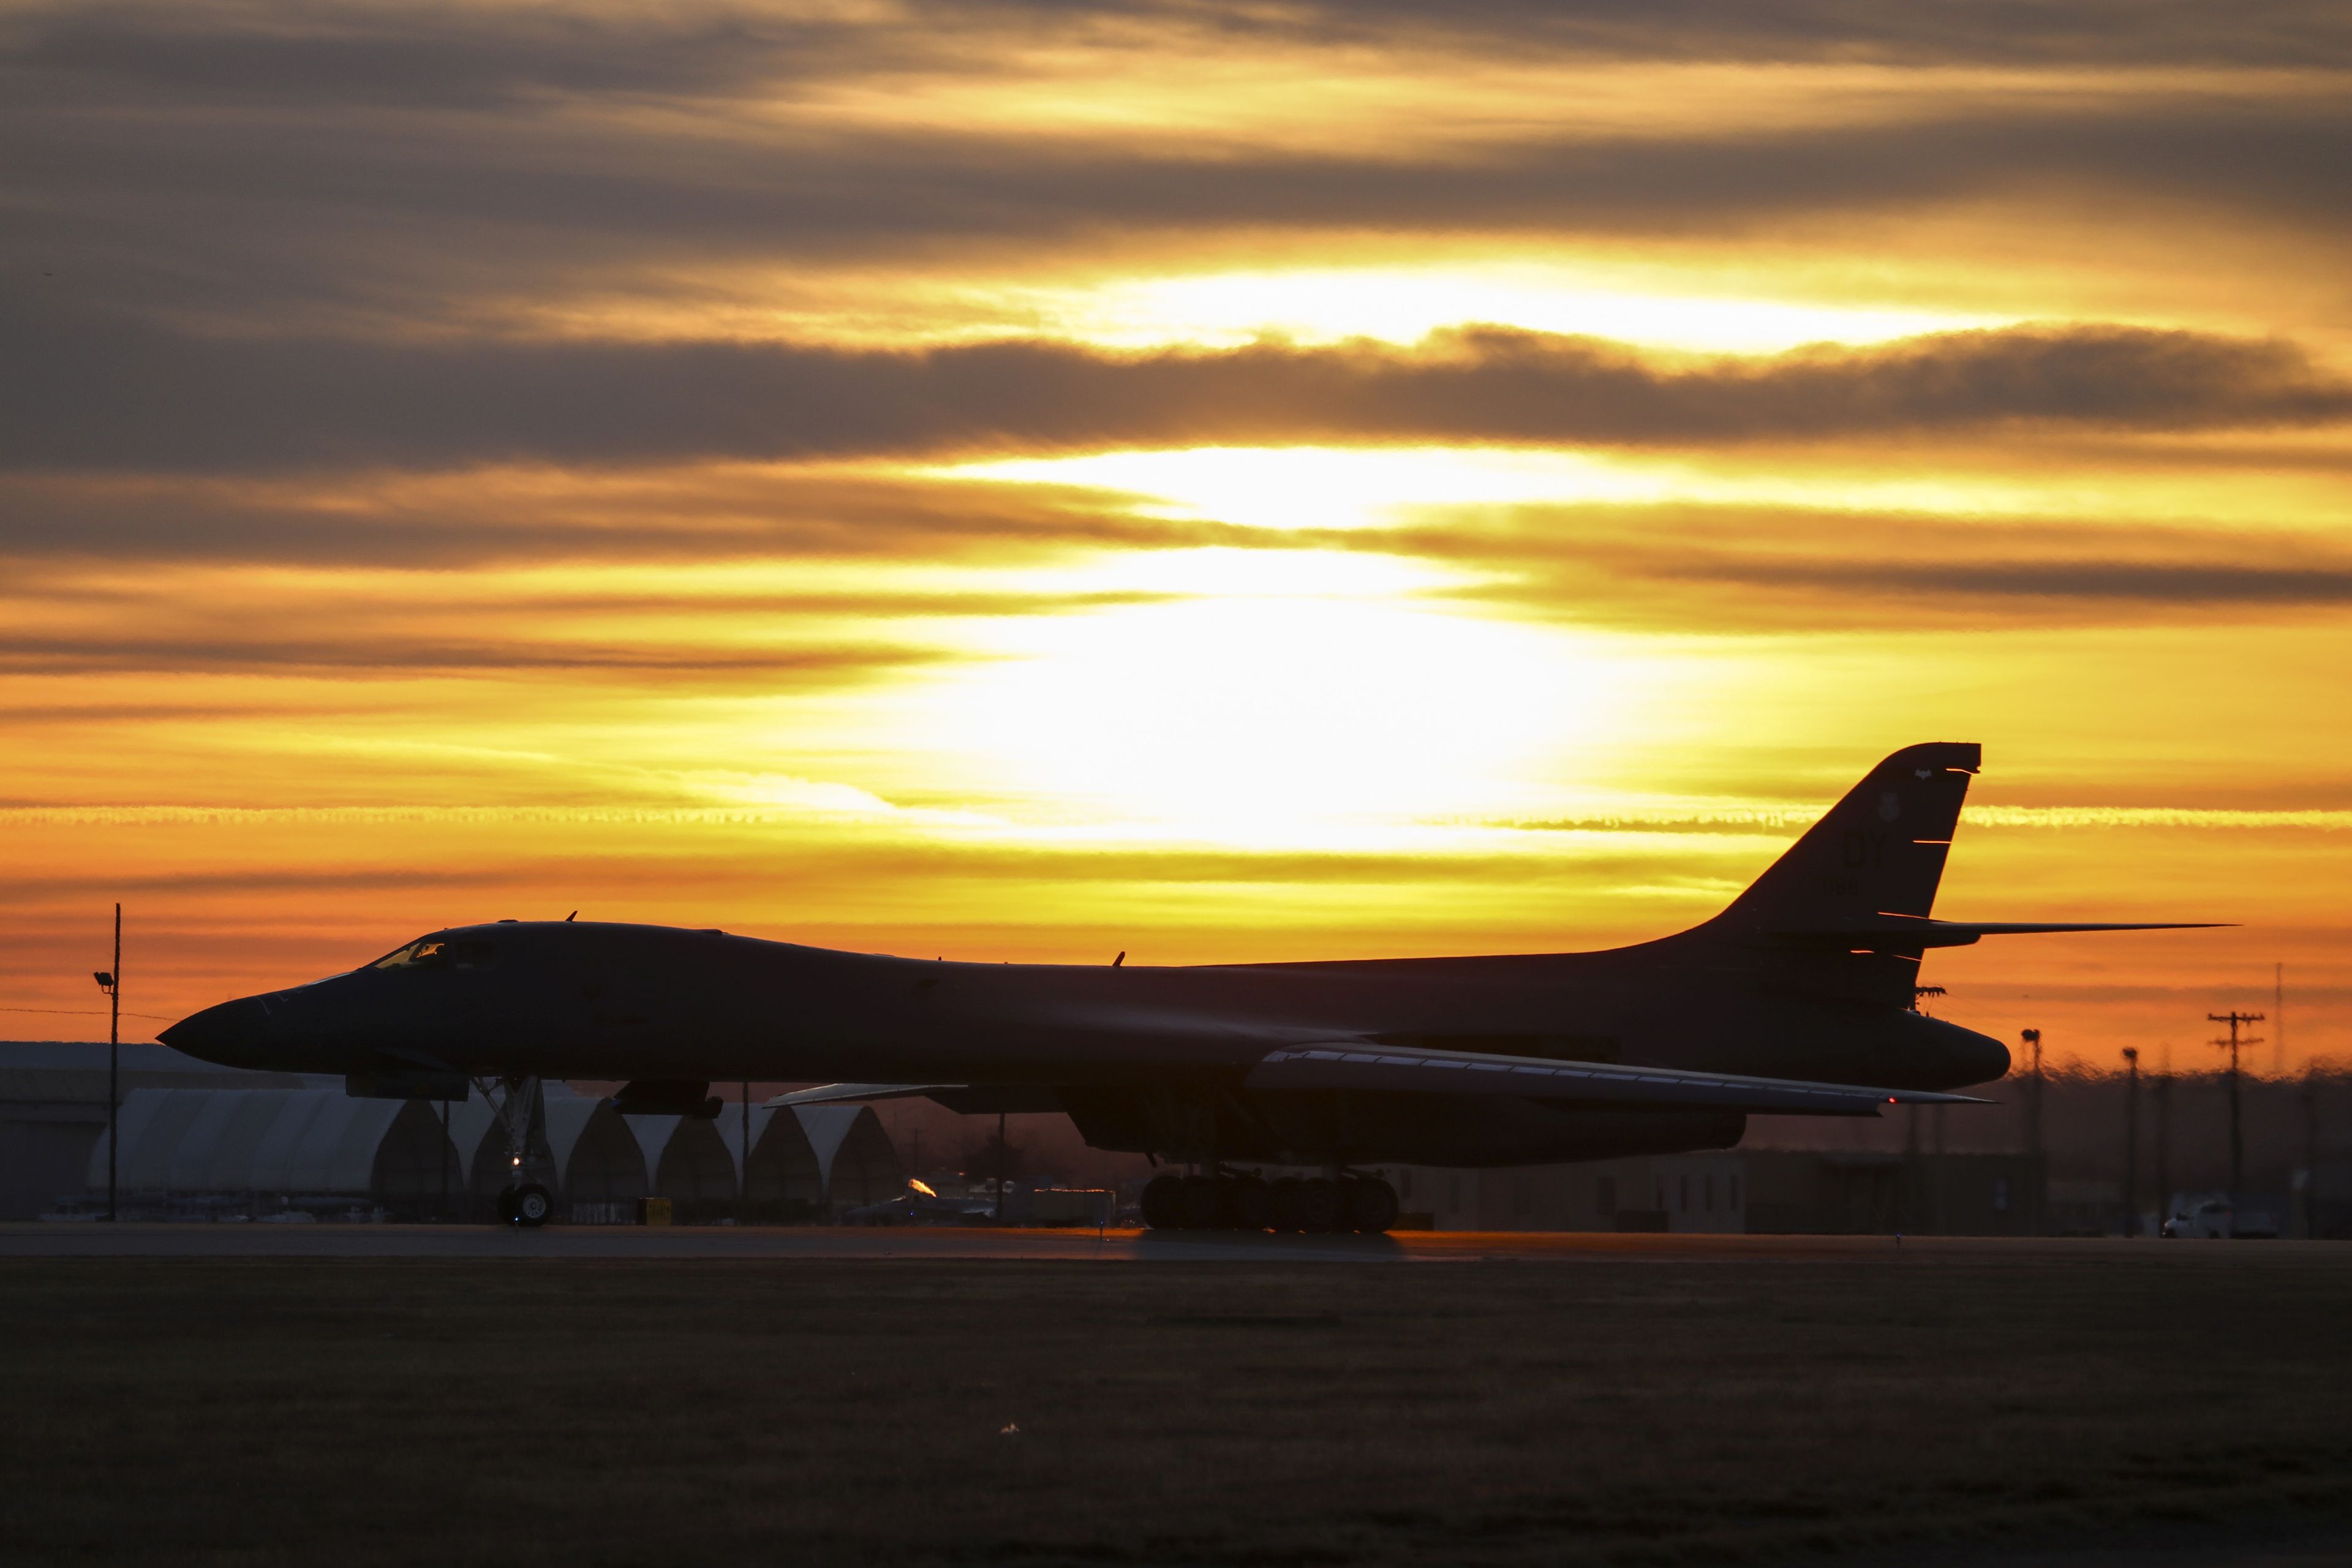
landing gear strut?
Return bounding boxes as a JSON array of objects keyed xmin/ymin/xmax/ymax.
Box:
[
  {"xmin": 1142, "ymin": 1169, "xmax": 1398, "ymax": 1234},
  {"xmin": 476, "ymin": 1074, "xmax": 552, "ymax": 1228}
]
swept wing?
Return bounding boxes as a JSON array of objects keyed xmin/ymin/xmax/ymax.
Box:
[{"xmin": 774, "ymin": 1042, "xmax": 1989, "ymax": 1120}]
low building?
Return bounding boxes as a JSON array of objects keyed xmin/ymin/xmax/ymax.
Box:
[
  {"xmin": 1386, "ymin": 1153, "xmax": 1747, "ymax": 1234},
  {"xmin": 1383, "ymin": 1148, "xmax": 2049, "ymax": 1236}
]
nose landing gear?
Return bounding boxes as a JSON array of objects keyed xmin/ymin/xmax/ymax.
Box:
[{"xmin": 475, "ymin": 1074, "xmax": 554, "ymax": 1228}]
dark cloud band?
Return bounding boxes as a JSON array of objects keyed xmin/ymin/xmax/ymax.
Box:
[{"xmin": 7, "ymin": 318, "xmax": 2343, "ymax": 473}]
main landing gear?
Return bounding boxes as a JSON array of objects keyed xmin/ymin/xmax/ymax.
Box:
[
  {"xmin": 1140, "ymin": 1170, "xmax": 1400, "ymax": 1234},
  {"xmin": 477, "ymin": 1074, "xmax": 554, "ymax": 1229}
]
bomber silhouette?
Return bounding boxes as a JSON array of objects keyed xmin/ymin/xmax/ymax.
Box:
[{"xmin": 163, "ymin": 743, "xmax": 2212, "ymax": 1231}]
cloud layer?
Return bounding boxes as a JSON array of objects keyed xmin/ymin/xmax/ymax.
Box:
[
  {"xmin": 8, "ymin": 1, "xmax": 2352, "ymax": 344},
  {"xmin": 10, "ymin": 319, "xmax": 2344, "ymax": 473}
]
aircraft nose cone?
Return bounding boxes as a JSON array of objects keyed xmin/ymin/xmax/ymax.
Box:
[{"xmin": 159, "ymin": 995, "xmax": 272, "ymax": 1068}]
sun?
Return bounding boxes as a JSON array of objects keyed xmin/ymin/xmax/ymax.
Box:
[{"xmin": 920, "ymin": 586, "xmax": 1646, "ymax": 839}]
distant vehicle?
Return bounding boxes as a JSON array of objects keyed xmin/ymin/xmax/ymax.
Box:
[
  {"xmin": 2233, "ymin": 1202, "xmax": 2282, "ymax": 1240},
  {"xmin": 2162, "ymin": 1194, "xmax": 2283, "ymax": 1239},
  {"xmin": 843, "ymin": 1178, "xmax": 995, "ymax": 1227},
  {"xmin": 163, "ymin": 744, "xmax": 2220, "ymax": 1231},
  {"xmin": 2162, "ymin": 1196, "xmax": 2235, "ymax": 1238}
]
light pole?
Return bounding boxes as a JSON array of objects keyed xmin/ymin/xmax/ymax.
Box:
[
  {"xmin": 92, "ymin": 903, "xmax": 120, "ymax": 1223},
  {"xmin": 2021, "ymin": 1028, "xmax": 2043, "ymax": 1234},
  {"xmin": 2121, "ymin": 1047, "xmax": 2139, "ymax": 1236}
]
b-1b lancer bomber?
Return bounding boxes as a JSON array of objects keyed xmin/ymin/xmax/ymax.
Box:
[{"xmin": 162, "ymin": 744, "xmax": 2214, "ymax": 1231}]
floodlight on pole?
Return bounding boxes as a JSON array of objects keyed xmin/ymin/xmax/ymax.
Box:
[
  {"xmin": 2120, "ymin": 1047, "xmax": 2140, "ymax": 1237},
  {"xmin": 94, "ymin": 904, "xmax": 120, "ymax": 1222},
  {"xmin": 2021, "ymin": 1029, "xmax": 2044, "ymax": 1234}
]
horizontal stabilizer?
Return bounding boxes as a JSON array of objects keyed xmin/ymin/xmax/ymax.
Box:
[
  {"xmin": 766, "ymin": 1082, "xmax": 965, "ymax": 1108},
  {"xmin": 1768, "ymin": 914, "xmax": 2226, "ymax": 951},
  {"xmin": 1247, "ymin": 1042, "xmax": 1989, "ymax": 1117}
]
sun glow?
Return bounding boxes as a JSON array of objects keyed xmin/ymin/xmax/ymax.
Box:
[
  {"xmin": 1020, "ymin": 265, "xmax": 2011, "ymax": 354},
  {"xmin": 917, "ymin": 592, "xmax": 1654, "ymax": 836},
  {"xmin": 941, "ymin": 447, "xmax": 1676, "ymax": 531}
]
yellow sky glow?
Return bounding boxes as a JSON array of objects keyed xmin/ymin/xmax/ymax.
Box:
[{"xmin": 2, "ymin": 4, "xmax": 2348, "ymax": 1071}]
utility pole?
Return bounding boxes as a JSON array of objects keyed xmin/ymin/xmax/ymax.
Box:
[
  {"xmin": 2301, "ymin": 1063, "xmax": 2321, "ymax": 1239},
  {"xmin": 739, "ymin": 1080, "xmax": 750, "ymax": 1226},
  {"xmin": 2207, "ymin": 1011, "xmax": 2264, "ymax": 1194},
  {"xmin": 2021, "ymin": 1029, "xmax": 2043, "ymax": 1234},
  {"xmin": 2022, "ymin": 1029, "xmax": 2044, "ymax": 1156},
  {"xmin": 2274, "ymin": 963, "xmax": 2285, "ymax": 1079},
  {"xmin": 2121, "ymin": 1047, "xmax": 2140, "ymax": 1236},
  {"xmin": 92, "ymin": 904, "xmax": 121, "ymax": 1223},
  {"xmin": 993, "ymin": 1110, "xmax": 1008, "ymax": 1226}
]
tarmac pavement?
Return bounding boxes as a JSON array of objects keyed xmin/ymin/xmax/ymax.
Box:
[{"xmin": 6, "ymin": 1222, "xmax": 2348, "ymax": 1262}]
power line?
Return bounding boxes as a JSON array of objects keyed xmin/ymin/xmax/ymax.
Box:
[{"xmin": 0, "ymin": 1005, "xmax": 175, "ymax": 1021}]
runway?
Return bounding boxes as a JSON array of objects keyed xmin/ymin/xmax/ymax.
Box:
[
  {"xmin": 6, "ymin": 1221, "xmax": 2346, "ymax": 1263},
  {"xmin": 10, "ymin": 1231, "xmax": 2348, "ymax": 1566}
]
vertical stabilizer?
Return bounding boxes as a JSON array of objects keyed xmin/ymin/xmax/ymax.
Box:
[{"xmin": 1709, "ymin": 742, "xmax": 1980, "ymax": 938}]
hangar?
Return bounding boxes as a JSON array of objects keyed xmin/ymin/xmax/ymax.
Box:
[{"xmin": 37, "ymin": 1061, "xmax": 901, "ymax": 1223}]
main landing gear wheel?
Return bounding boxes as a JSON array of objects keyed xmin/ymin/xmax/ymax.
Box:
[
  {"xmin": 1139, "ymin": 1173, "xmax": 1184, "ymax": 1230},
  {"xmin": 1295, "ymin": 1177, "xmax": 1345, "ymax": 1234},
  {"xmin": 1343, "ymin": 1177, "xmax": 1401, "ymax": 1235},
  {"xmin": 1173, "ymin": 1175, "xmax": 1223, "ymax": 1230},
  {"xmin": 1221, "ymin": 1175, "xmax": 1274, "ymax": 1232},
  {"xmin": 500, "ymin": 1183, "xmax": 554, "ymax": 1227},
  {"xmin": 1137, "ymin": 1170, "xmax": 1394, "ymax": 1234},
  {"xmin": 1271, "ymin": 1177, "xmax": 1346, "ymax": 1233}
]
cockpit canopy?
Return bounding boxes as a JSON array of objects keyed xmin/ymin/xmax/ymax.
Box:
[{"xmin": 368, "ymin": 933, "xmax": 500, "ymax": 971}]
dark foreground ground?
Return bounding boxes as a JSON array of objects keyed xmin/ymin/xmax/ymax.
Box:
[{"xmin": 5, "ymin": 1246, "xmax": 2350, "ymax": 1567}]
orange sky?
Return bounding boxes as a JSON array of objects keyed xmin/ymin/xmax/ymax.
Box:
[{"xmin": 3, "ymin": 1, "xmax": 2348, "ymax": 1071}]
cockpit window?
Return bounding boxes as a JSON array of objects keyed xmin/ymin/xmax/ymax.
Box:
[
  {"xmin": 371, "ymin": 935, "xmax": 498, "ymax": 970},
  {"xmin": 374, "ymin": 937, "xmax": 451, "ymax": 970}
]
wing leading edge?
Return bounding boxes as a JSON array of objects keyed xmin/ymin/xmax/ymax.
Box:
[
  {"xmin": 773, "ymin": 1044, "xmax": 1988, "ymax": 1120},
  {"xmin": 766, "ymin": 1082, "xmax": 1065, "ymax": 1114}
]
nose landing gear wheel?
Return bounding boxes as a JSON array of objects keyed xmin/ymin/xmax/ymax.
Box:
[{"xmin": 500, "ymin": 1183, "xmax": 554, "ymax": 1227}]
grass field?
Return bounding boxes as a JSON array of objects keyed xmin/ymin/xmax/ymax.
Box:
[{"xmin": 6, "ymin": 1250, "xmax": 2350, "ymax": 1566}]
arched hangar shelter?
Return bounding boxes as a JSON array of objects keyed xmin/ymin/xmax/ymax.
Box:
[{"xmin": 90, "ymin": 1085, "xmax": 900, "ymax": 1223}]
